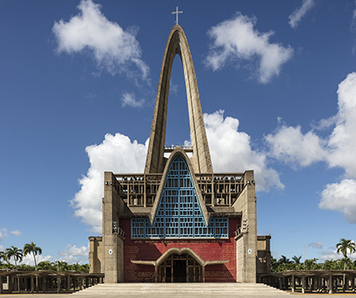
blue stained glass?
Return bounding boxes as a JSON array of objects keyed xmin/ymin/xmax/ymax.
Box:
[{"xmin": 131, "ymin": 155, "xmax": 228, "ymax": 238}]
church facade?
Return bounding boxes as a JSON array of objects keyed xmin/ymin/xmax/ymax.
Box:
[{"xmin": 88, "ymin": 25, "xmax": 271, "ymax": 283}]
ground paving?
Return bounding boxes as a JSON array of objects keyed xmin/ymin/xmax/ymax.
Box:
[{"xmin": 1, "ymin": 283, "xmax": 356, "ymax": 297}]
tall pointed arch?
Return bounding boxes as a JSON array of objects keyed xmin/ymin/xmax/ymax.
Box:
[{"xmin": 145, "ymin": 25, "xmax": 213, "ymax": 174}]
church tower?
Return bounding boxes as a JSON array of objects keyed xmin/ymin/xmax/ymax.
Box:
[{"xmin": 88, "ymin": 25, "xmax": 269, "ymax": 284}]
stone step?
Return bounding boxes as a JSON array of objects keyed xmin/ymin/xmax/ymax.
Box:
[{"xmin": 72, "ymin": 283, "xmax": 289, "ymax": 296}]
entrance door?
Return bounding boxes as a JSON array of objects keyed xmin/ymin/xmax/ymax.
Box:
[
  {"xmin": 173, "ymin": 260, "xmax": 186, "ymax": 282},
  {"xmin": 159, "ymin": 254, "xmax": 201, "ymax": 282}
]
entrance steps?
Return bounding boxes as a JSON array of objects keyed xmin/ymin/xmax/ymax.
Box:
[{"xmin": 72, "ymin": 283, "xmax": 290, "ymax": 296}]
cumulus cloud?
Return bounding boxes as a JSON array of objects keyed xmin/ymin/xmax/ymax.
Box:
[
  {"xmin": 204, "ymin": 110, "xmax": 283, "ymax": 192},
  {"xmin": 10, "ymin": 230, "xmax": 22, "ymax": 236},
  {"xmin": 308, "ymin": 242, "xmax": 323, "ymax": 249},
  {"xmin": 53, "ymin": 0, "xmax": 149, "ymax": 81},
  {"xmin": 288, "ymin": 0, "xmax": 316, "ymax": 29},
  {"xmin": 22, "ymin": 254, "xmax": 53, "ymax": 266},
  {"xmin": 60, "ymin": 244, "xmax": 89, "ymax": 257},
  {"xmin": 121, "ymin": 92, "xmax": 145, "ymax": 108},
  {"xmin": 266, "ymin": 72, "xmax": 356, "ymax": 222},
  {"xmin": 205, "ymin": 12, "xmax": 293, "ymax": 84},
  {"xmin": 73, "ymin": 111, "xmax": 283, "ymax": 232},
  {"xmin": 71, "ymin": 133, "xmax": 148, "ymax": 233},
  {"xmin": 319, "ymin": 243, "xmax": 356, "ymax": 261},
  {"xmin": 265, "ymin": 125, "xmax": 327, "ymax": 168},
  {"xmin": 319, "ymin": 179, "xmax": 356, "ymax": 223},
  {"xmin": 326, "ymin": 73, "xmax": 356, "ymax": 177}
]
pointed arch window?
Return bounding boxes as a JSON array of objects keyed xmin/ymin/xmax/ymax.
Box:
[{"xmin": 132, "ymin": 156, "xmax": 228, "ymax": 238}]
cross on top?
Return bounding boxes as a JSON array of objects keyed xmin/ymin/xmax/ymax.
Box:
[{"xmin": 172, "ymin": 6, "xmax": 183, "ymax": 25}]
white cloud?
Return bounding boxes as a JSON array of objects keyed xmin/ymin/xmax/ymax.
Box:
[
  {"xmin": 326, "ymin": 73, "xmax": 356, "ymax": 177},
  {"xmin": 22, "ymin": 254, "xmax": 53, "ymax": 266},
  {"xmin": 319, "ymin": 250, "xmax": 341, "ymax": 261},
  {"xmin": 60, "ymin": 244, "xmax": 89, "ymax": 257},
  {"xmin": 10, "ymin": 230, "xmax": 22, "ymax": 236},
  {"xmin": 205, "ymin": 12, "xmax": 293, "ymax": 84},
  {"xmin": 319, "ymin": 244, "xmax": 356, "ymax": 261},
  {"xmin": 204, "ymin": 110, "xmax": 284, "ymax": 192},
  {"xmin": 319, "ymin": 179, "xmax": 356, "ymax": 223},
  {"xmin": 0, "ymin": 228, "xmax": 7, "ymax": 242},
  {"xmin": 265, "ymin": 125, "xmax": 327, "ymax": 168},
  {"xmin": 288, "ymin": 0, "xmax": 316, "ymax": 29},
  {"xmin": 53, "ymin": 0, "xmax": 149, "ymax": 81},
  {"xmin": 121, "ymin": 92, "xmax": 145, "ymax": 108},
  {"xmin": 266, "ymin": 72, "xmax": 356, "ymax": 223},
  {"xmin": 56, "ymin": 244, "xmax": 89, "ymax": 264},
  {"xmin": 308, "ymin": 242, "xmax": 323, "ymax": 249},
  {"xmin": 71, "ymin": 133, "xmax": 148, "ymax": 233}
]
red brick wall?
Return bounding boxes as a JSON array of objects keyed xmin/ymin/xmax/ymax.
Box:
[{"xmin": 121, "ymin": 217, "xmax": 239, "ymax": 282}]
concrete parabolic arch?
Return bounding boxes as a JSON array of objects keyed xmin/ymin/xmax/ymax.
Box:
[{"xmin": 145, "ymin": 25, "xmax": 213, "ymax": 174}]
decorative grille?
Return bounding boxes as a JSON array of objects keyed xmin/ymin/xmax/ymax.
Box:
[{"xmin": 131, "ymin": 156, "xmax": 228, "ymax": 238}]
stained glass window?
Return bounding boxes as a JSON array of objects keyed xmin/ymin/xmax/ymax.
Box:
[{"xmin": 131, "ymin": 155, "xmax": 228, "ymax": 238}]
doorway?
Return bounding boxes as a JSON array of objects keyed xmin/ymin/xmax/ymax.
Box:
[{"xmin": 159, "ymin": 254, "xmax": 201, "ymax": 282}]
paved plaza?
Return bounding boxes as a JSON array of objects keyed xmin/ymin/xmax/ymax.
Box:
[{"xmin": 1, "ymin": 283, "xmax": 356, "ymax": 297}]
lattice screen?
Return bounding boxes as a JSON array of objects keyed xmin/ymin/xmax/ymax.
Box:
[{"xmin": 131, "ymin": 155, "xmax": 228, "ymax": 238}]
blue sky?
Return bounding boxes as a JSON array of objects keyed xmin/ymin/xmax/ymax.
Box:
[{"xmin": 1, "ymin": 0, "xmax": 356, "ymax": 265}]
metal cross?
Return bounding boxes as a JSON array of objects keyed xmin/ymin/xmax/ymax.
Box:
[{"xmin": 172, "ymin": 6, "xmax": 183, "ymax": 25}]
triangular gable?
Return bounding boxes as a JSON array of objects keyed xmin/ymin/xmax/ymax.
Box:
[{"xmin": 131, "ymin": 149, "xmax": 228, "ymax": 239}]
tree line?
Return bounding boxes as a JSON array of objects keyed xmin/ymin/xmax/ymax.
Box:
[
  {"xmin": 272, "ymin": 238, "xmax": 356, "ymax": 272},
  {"xmin": 0, "ymin": 242, "xmax": 89, "ymax": 273}
]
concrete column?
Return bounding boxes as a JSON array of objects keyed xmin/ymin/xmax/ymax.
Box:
[
  {"xmin": 351, "ymin": 276, "xmax": 355, "ymax": 292},
  {"xmin": 42, "ymin": 276, "xmax": 46, "ymax": 293},
  {"xmin": 328, "ymin": 275, "xmax": 333, "ymax": 294},
  {"xmin": 8, "ymin": 277, "xmax": 12, "ymax": 294},
  {"xmin": 279, "ymin": 278, "xmax": 282, "ymax": 290},
  {"xmin": 57, "ymin": 277, "xmax": 61, "ymax": 294},
  {"xmin": 301, "ymin": 276, "xmax": 305, "ymax": 294},
  {"xmin": 67, "ymin": 276, "xmax": 71, "ymax": 292},
  {"xmin": 291, "ymin": 275, "xmax": 295, "ymax": 292},
  {"xmin": 0, "ymin": 274, "xmax": 3, "ymax": 294},
  {"xmin": 345, "ymin": 276, "xmax": 349, "ymax": 291},
  {"xmin": 202, "ymin": 266, "xmax": 205, "ymax": 283},
  {"xmin": 31, "ymin": 275, "xmax": 34, "ymax": 293}
]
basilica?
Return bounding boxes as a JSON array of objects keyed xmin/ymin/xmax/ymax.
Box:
[{"xmin": 88, "ymin": 25, "xmax": 271, "ymax": 283}]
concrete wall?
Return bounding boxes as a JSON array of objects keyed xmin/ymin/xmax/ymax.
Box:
[
  {"xmin": 102, "ymin": 172, "xmax": 125, "ymax": 283},
  {"xmin": 89, "ymin": 236, "xmax": 103, "ymax": 274},
  {"xmin": 257, "ymin": 235, "xmax": 271, "ymax": 274},
  {"xmin": 232, "ymin": 170, "xmax": 257, "ymax": 283}
]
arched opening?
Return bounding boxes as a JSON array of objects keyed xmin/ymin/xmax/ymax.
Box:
[{"xmin": 158, "ymin": 254, "xmax": 201, "ymax": 282}]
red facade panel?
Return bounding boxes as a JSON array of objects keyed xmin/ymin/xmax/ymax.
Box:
[{"xmin": 122, "ymin": 217, "xmax": 240, "ymax": 282}]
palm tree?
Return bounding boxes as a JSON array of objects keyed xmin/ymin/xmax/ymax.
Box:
[
  {"xmin": 55, "ymin": 261, "xmax": 68, "ymax": 271},
  {"xmin": 37, "ymin": 261, "xmax": 55, "ymax": 271},
  {"xmin": 278, "ymin": 255, "xmax": 292, "ymax": 264},
  {"xmin": 336, "ymin": 238, "xmax": 356, "ymax": 292},
  {"xmin": 336, "ymin": 238, "xmax": 356, "ymax": 269},
  {"xmin": 5, "ymin": 246, "xmax": 23, "ymax": 269},
  {"xmin": 23, "ymin": 242, "xmax": 42, "ymax": 271},
  {"xmin": 292, "ymin": 255, "xmax": 302, "ymax": 264},
  {"xmin": 0, "ymin": 251, "xmax": 7, "ymax": 264}
]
